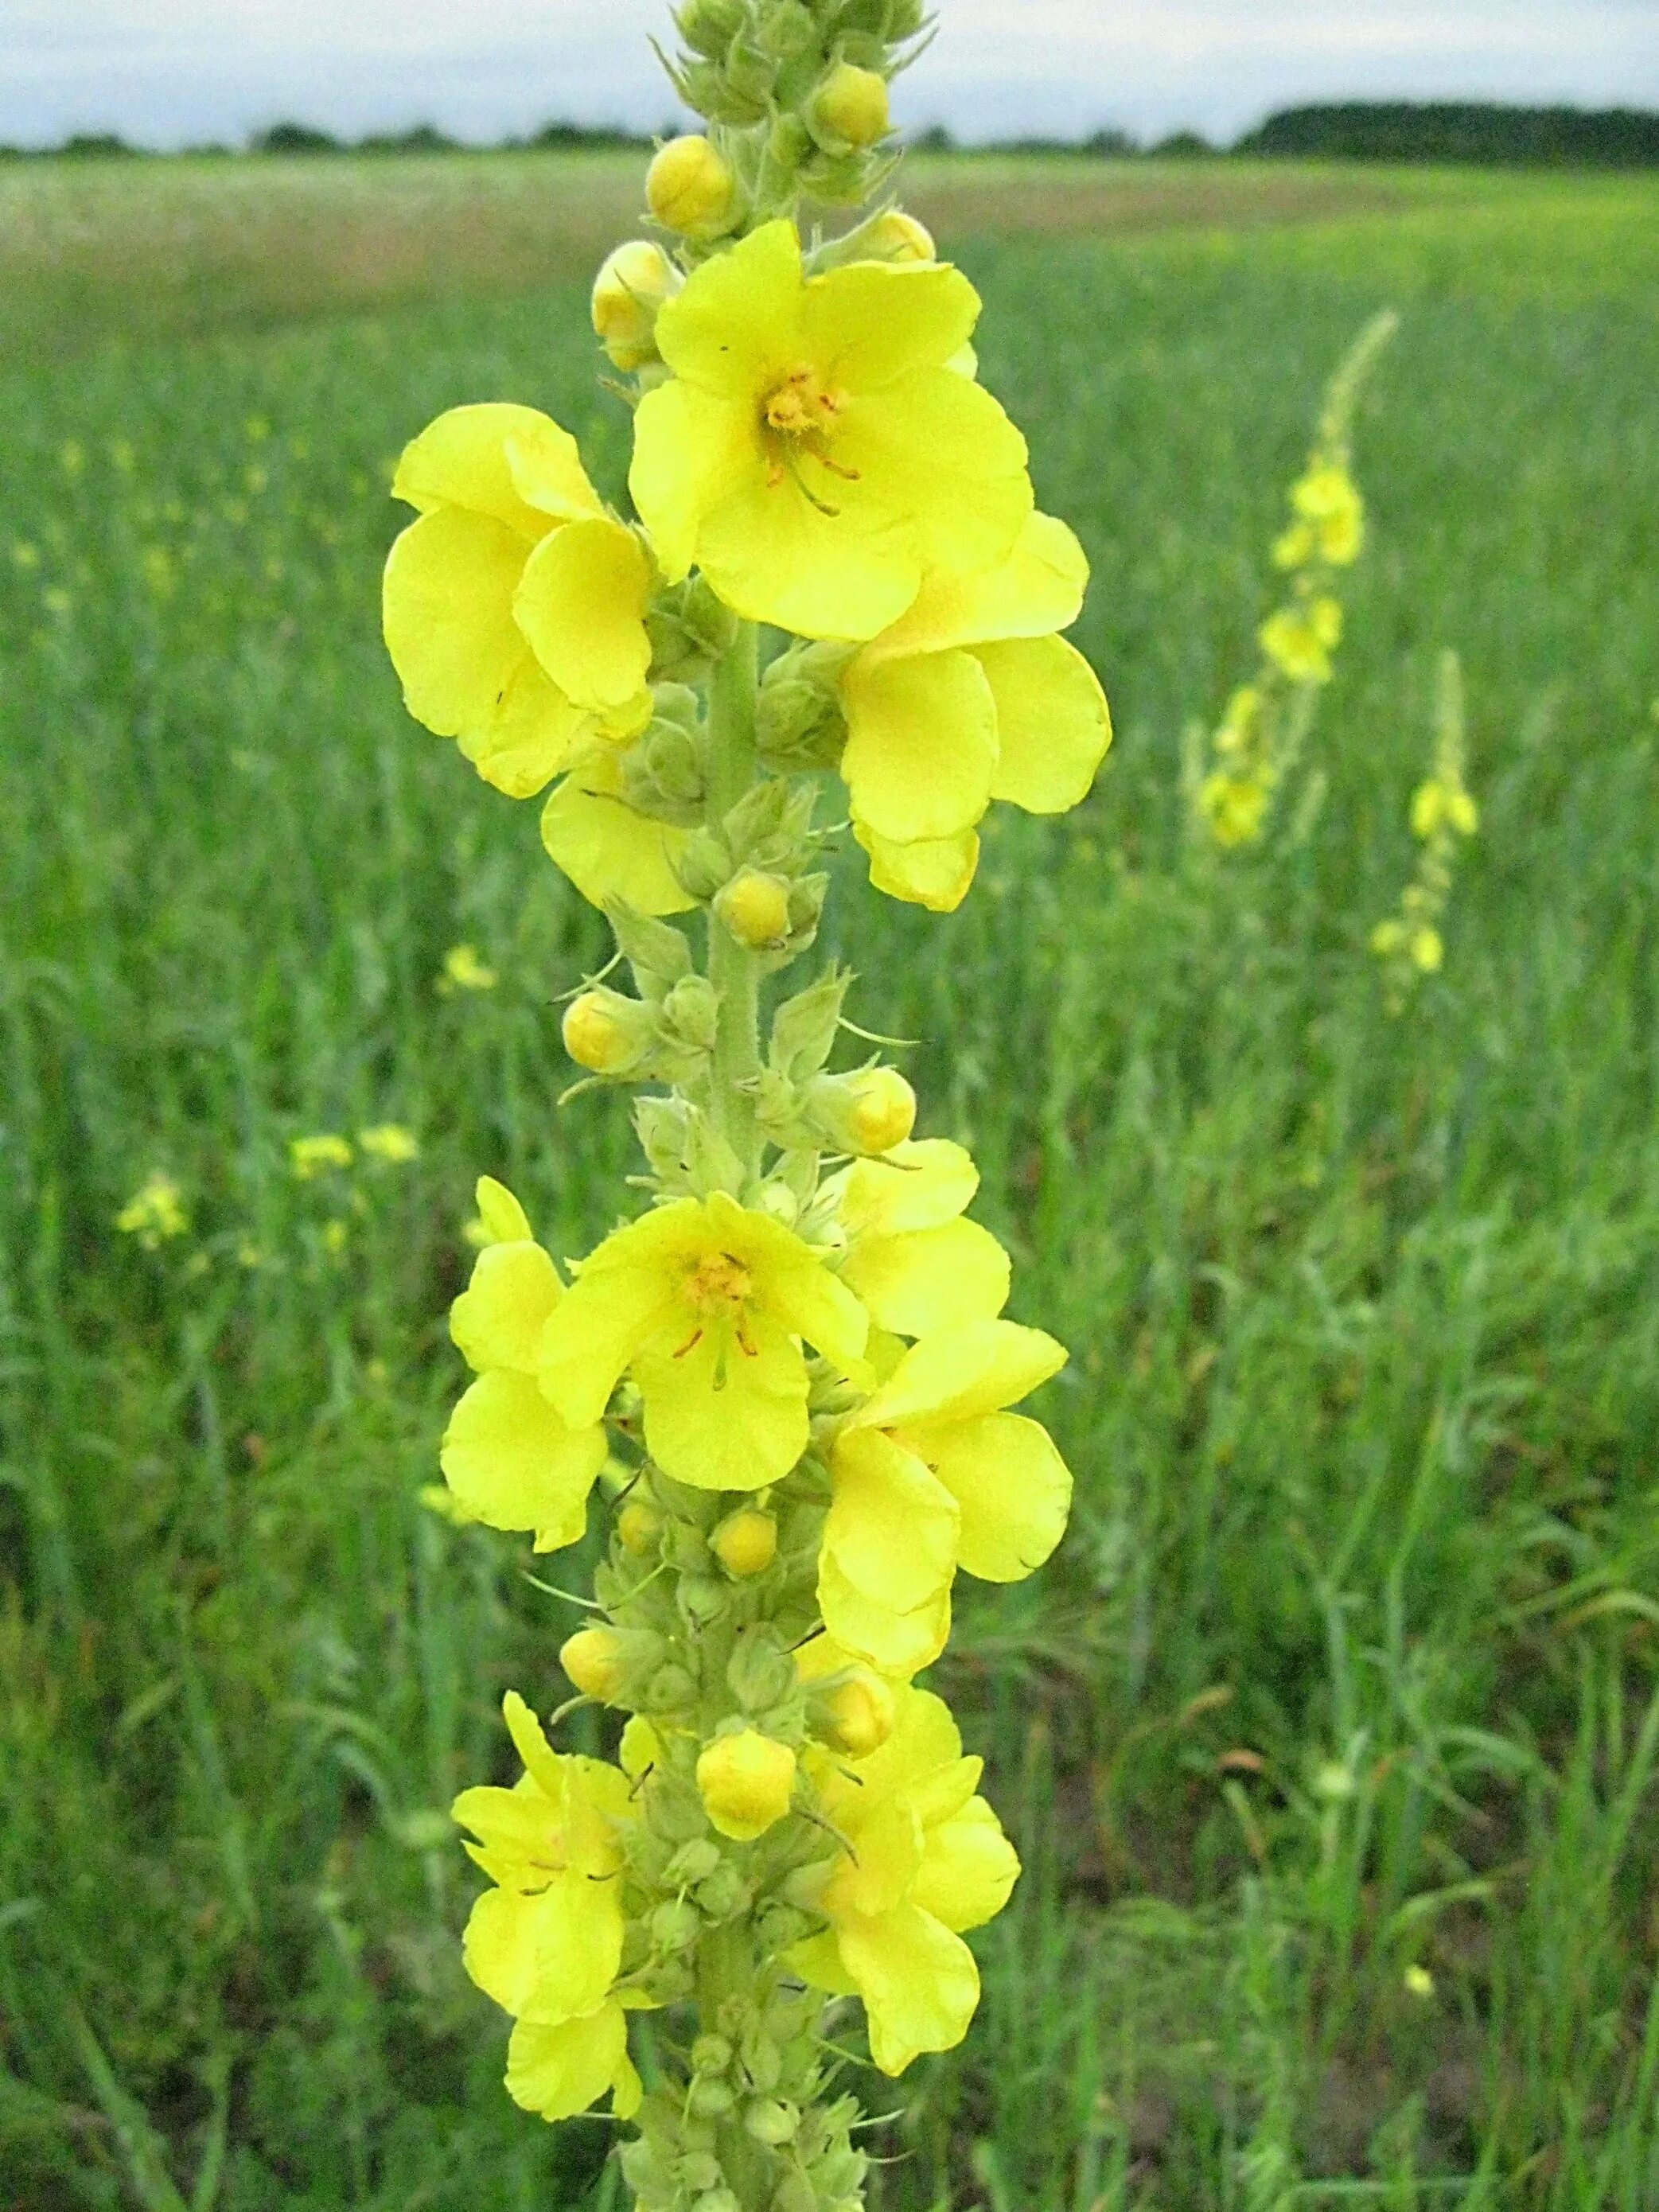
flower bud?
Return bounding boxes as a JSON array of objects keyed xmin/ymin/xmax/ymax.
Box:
[
  {"xmin": 651, "ymin": 1897, "xmax": 703, "ymax": 1953},
  {"xmin": 861, "ymin": 209, "xmax": 936, "ymax": 264},
  {"xmin": 691, "ymin": 2031, "xmax": 734, "ymax": 2075},
  {"xmin": 810, "ymin": 1065, "xmax": 915, "ymax": 1155},
  {"xmin": 647, "ymin": 135, "xmax": 738, "ymax": 240},
  {"xmin": 559, "ymin": 1626, "xmax": 626, "ymax": 1700},
  {"xmin": 660, "ymin": 974, "xmax": 720, "ymax": 1054},
  {"xmin": 692, "ymin": 1860, "xmax": 750, "ymax": 1920},
  {"xmin": 642, "ymin": 1662, "xmax": 699, "ymax": 1715},
  {"xmin": 676, "ymin": 0, "xmax": 746, "ymax": 57},
  {"xmin": 591, "ymin": 240, "xmax": 680, "ymax": 371},
  {"xmin": 687, "ymin": 2076, "xmax": 736, "ymax": 2118},
  {"xmin": 712, "ymin": 1507, "xmax": 778, "ymax": 1579},
  {"xmin": 745, "ymin": 2097, "xmax": 801, "ymax": 2146},
  {"xmin": 617, "ymin": 1497, "xmax": 663, "ymax": 1555},
  {"xmin": 563, "ymin": 989, "xmax": 653, "ymax": 1076},
  {"xmin": 812, "ymin": 1667, "xmax": 896, "ymax": 1758},
  {"xmin": 756, "ymin": 0, "xmax": 816, "ymax": 60},
  {"xmin": 696, "ymin": 1729, "xmax": 797, "ymax": 1840},
  {"xmin": 715, "ymin": 869, "xmax": 793, "ymax": 949},
  {"xmin": 809, "ymin": 63, "xmax": 890, "ymax": 150}
]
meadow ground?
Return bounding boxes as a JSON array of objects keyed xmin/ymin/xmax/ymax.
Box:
[{"xmin": 1, "ymin": 151, "xmax": 1657, "ymax": 2210}]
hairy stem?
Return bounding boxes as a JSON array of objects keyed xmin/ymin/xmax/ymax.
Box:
[{"xmin": 707, "ymin": 621, "xmax": 764, "ymax": 1178}]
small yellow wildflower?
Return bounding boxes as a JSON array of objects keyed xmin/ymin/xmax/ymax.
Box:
[
  {"xmin": 790, "ymin": 1683, "xmax": 1019, "ymax": 2074},
  {"xmin": 290, "ymin": 1132, "xmax": 353, "ymax": 1179},
  {"xmin": 1273, "ymin": 464, "xmax": 1364, "ymax": 571},
  {"xmin": 453, "ymin": 1693, "xmax": 643, "ymax": 2122},
  {"xmin": 1404, "ymin": 1965, "xmax": 1435, "ymax": 2000},
  {"xmin": 359, "ymin": 1123, "xmax": 420, "ymax": 1164},
  {"xmin": 383, "ymin": 403, "xmax": 653, "ymax": 799},
  {"xmin": 1199, "ymin": 771, "xmax": 1269, "ymax": 849},
  {"xmin": 1260, "ymin": 596, "xmax": 1342, "ymax": 686},
  {"xmin": 630, "ymin": 220, "xmax": 1033, "ymax": 641},
  {"xmin": 438, "ymin": 943, "xmax": 499, "ymax": 995},
  {"xmin": 1410, "ymin": 779, "xmax": 1479, "ymax": 840},
  {"xmin": 539, "ymin": 1192, "xmax": 869, "ymax": 1493},
  {"xmin": 115, "ymin": 1172, "xmax": 189, "ymax": 1250}
]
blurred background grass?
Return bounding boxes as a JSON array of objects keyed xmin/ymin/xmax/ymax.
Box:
[{"xmin": 2, "ymin": 152, "xmax": 1657, "ymax": 2209}]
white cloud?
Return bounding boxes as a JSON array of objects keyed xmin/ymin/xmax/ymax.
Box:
[{"xmin": 1, "ymin": 0, "xmax": 1653, "ymax": 146}]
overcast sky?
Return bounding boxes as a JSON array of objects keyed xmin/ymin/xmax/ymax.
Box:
[{"xmin": 2, "ymin": 1, "xmax": 1655, "ymax": 150}]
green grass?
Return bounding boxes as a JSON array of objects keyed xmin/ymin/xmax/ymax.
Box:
[{"xmin": 2, "ymin": 154, "xmax": 1658, "ymax": 2210}]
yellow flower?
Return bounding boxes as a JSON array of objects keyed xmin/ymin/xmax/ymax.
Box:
[
  {"xmin": 359, "ymin": 1123, "xmax": 419, "ymax": 1163},
  {"xmin": 539, "ymin": 1192, "xmax": 869, "ymax": 1493},
  {"xmin": 629, "ymin": 220, "xmax": 1032, "ymax": 642},
  {"xmin": 1273, "ymin": 464, "xmax": 1365, "ymax": 571},
  {"xmin": 453, "ymin": 1693, "xmax": 643, "ymax": 2121},
  {"xmin": 115, "ymin": 1171, "xmax": 189, "ymax": 1249},
  {"xmin": 1409, "ymin": 925, "xmax": 1444, "ymax": 974},
  {"xmin": 696, "ymin": 1727, "xmax": 798, "ymax": 1840},
  {"xmin": 440, "ymin": 1178, "xmax": 610, "ymax": 1551},
  {"xmin": 791, "ymin": 1683, "xmax": 1018, "ymax": 2074},
  {"xmin": 824, "ymin": 1139, "xmax": 1011, "ymax": 1338},
  {"xmin": 540, "ymin": 738, "xmax": 697, "ymax": 918},
  {"xmin": 439, "ymin": 943, "xmax": 499, "ymax": 994},
  {"xmin": 290, "ymin": 1132, "xmax": 352, "ymax": 1179},
  {"xmin": 1260, "ymin": 596, "xmax": 1343, "ymax": 685},
  {"xmin": 822, "ymin": 1319, "xmax": 1071, "ymax": 1674},
  {"xmin": 837, "ymin": 514, "xmax": 1111, "ymax": 910},
  {"xmin": 1199, "ymin": 770, "xmax": 1269, "ymax": 849},
  {"xmin": 383, "ymin": 403, "xmax": 653, "ymax": 798},
  {"xmin": 1411, "ymin": 779, "xmax": 1479, "ymax": 839}
]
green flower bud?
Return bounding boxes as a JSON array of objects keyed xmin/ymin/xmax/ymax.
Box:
[
  {"xmin": 678, "ymin": 1575, "xmax": 730, "ymax": 1628},
  {"xmin": 660, "ymin": 973, "xmax": 721, "ymax": 1053},
  {"xmin": 677, "ymin": 2154, "xmax": 723, "ymax": 2195},
  {"xmin": 807, "ymin": 1065, "xmax": 917, "ymax": 1155},
  {"xmin": 642, "ymin": 1662, "xmax": 699, "ymax": 1715},
  {"xmin": 692, "ymin": 1860, "xmax": 751, "ymax": 1921},
  {"xmin": 664, "ymin": 1519, "xmax": 712, "ymax": 1570},
  {"xmin": 746, "ymin": 2097, "xmax": 801, "ymax": 2146},
  {"xmin": 755, "ymin": 0, "xmax": 816, "ymax": 60},
  {"xmin": 651, "ymin": 1897, "xmax": 704, "ymax": 1953},
  {"xmin": 675, "ymin": 0, "xmax": 746, "ymax": 58},
  {"xmin": 674, "ymin": 828, "xmax": 734, "ymax": 902},
  {"xmin": 691, "ymin": 2031, "xmax": 735, "ymax": 2075},
  {"xmin": 634, "ymin": 1094, "xmax": 695, "ymax": 1180},
  {"xmin": 687, "ymin": 2077, "xmax": 737, "ymax": 2119},
  {"xmin": 669, "ymin": 1841, "xmax": 726, "ymax": 1890}
]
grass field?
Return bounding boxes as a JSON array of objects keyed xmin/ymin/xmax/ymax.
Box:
[{"xmin": 2, "ymin": 150, "xmax": 1658, "ymax": 2210}]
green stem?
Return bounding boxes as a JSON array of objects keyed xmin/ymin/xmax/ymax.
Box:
[{"xmin": 707, "ymin": 621, "xmax": 763, "ymax": 1180}]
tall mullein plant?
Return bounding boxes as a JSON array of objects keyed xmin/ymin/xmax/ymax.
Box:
[{"xmin": 381, "ymin": 4, "xmax": 1113, "ymax": 2203}]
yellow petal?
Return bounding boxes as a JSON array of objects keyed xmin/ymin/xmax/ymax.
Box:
[
  {"xmin": 854, "ymin": 820, "xmax": 979, "ymax": 913},
  {"xmin": 654, "ymin": 218, "xmax": 806, "ymax": 395},
  {"xmin": 823, "ymin": 1797, "xmax": 925, "ymax": 1921},
  {"xmin": 849, "ymin": 1681, "xmax": 964, "ymax": 1801},
  {"xmin": 827, "ymin": 1427, "xmax": 960, "ymax": 1614},
  {"xmin": 540, "ymin": 754, "xmax": 696, "ymax": 917},
  {"xmin": 841, "ymin": 648, "xmax": 998, "ymax": 844},
  {"xmin": 538, "ymin": 1206, "xmax": 693, "ymax": 1427},
  {"xmin": 391, "ymin": 403, "xmax": 598, "ymax": 535},
  {"xmin": 628, "ymin": 380, "xmax": 756, "ymax": 586},
  {"xmin": 456, "ymin": 653, "xmax": 590, "ymax": 800},
  {"xmin": 836, "ymin": 1139, "xmax": 979, "ymax": 1240},
  {"xmin": 841, "ymin": 1218, "xmax": 1011, "ymax": 1336},
  {"xmin": 913, "ymin": 1410, "xmax": 1071, "ymax": 1584},
  {"xmin": 865, "ymin": 511, "xmax": 1088, "ymax": 665},
  {"xmin": 461, "ymin": 1873, "xmax": 622, "ymax": 2025},
  {"xmin": 473, "ymin": 1177, "xmax": 533, "ymax": 1246},
  {"xmin": 383, "ymin": 508, "xmax": 528, "ymax": 739},
  {"xmin": 801, "ymin": 259, "xmax": 981, "ymax": 391},
  {"xmin": 450, "ymin": 1241, "xmax": 563, "ymax": 1375},
  {"xmin": 912, "ymin": 1797, "xmax": 1020, "ymax": 1932},
  {"xmin": 710, "ymin": 1190, "xmax": 870, "ymax": 1372},
  {"xmin": 635, "ymin": 1314, "xmax": 810, "ymax": 1492},
  {"xmin": 978, "ymin": 635, "xmax": 1112, "ymax": 814},
  {"xmin": 787, "ymin": 1929, "xmax": 860, "ymax": 1997},
  {"xmin": 819, "ymin": 1552, "xmax": 951, "ymax": 1677},
  {"xmin": 859, "ymin": 1318, "xmax": 1067, "ymax": 1431},
  {"xmin": 833, "ymin": 368, "xmax": 1031, "ymax": 582},
  {"xmin": 500, "ymin": 1688, "xmax": 565, "ymax": 1801},
  {"xmin": 695, "ymin": 456, "xmax": 924, "ymax": 642},
  {"xmin": 837, "ymin": 1902, "xmax": 980, "ymax": 2075},
  {"xmin": 505, "ymin": 2003, "xmax": 639, "ymax": 2120},
  {"xmin": 440, "ymin": 1371, "xmax": 606, "ymax": 1549},
  {"xmin": 514, "ymin": 517, "xmax": 652, "ymax": 714}
]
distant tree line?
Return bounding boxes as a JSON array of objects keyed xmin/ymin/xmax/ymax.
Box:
[
  {"xmin": 1238, "ymin": 103, "xmax": 1659, "ymax": 167},
  {"xmin": 1, "ymin": 103, "xmax": 1654, "ymax": 168}
]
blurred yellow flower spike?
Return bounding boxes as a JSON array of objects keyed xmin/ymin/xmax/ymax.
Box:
[
  {"xmin": 1260, "ymin": 594, "xmax": 1343, "ymax": 685},
  {"xmin": 452, "ymin": 1692, "xmax": 644, "ymax": 2122},
  {"xmin": 837, "ymin": 511, "xmax": 1112, "ymax": 909},
  {"xmin": 440, "ymin": 1181, "xmax": 609, "ymax": 1550},
  {"xmin": 359, "ymin": 1123, "xmax": 419, "ymax": 1163},
  {"xmin": 791, "ymin": 1683, "xmax": 1019, "ymax": 2074},
  {"xmin": 822, "ymin": 1318, "xmax": 1072, "ymax": 1674},
  {"xmin": 629, "ymin": 220, "xmax": 1034, "ymax": 641},
  {"xmin": 115, "ymin": 1170, "xmax": 189, "ymax": 1248},
  {"xmin": 383, "ymin": 403, "xmax": 653, "ymax": 799},
  {"xmin": 539, "ymin": 1192, "xmax": 868, "ymax": 1493}
]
